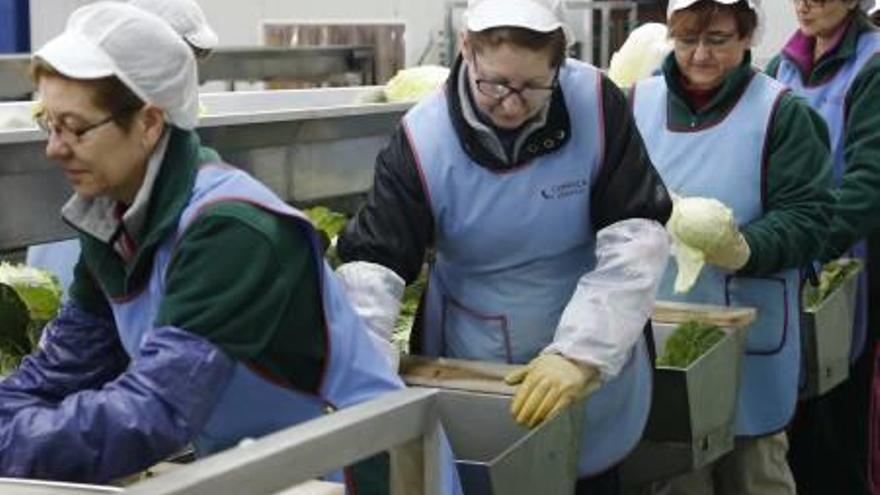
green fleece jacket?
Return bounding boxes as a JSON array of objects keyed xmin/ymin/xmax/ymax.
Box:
[
  {"xmin": 67, "ymin": 128, "xmax": 387, "ymax": 492},
  {"xmin": 767, "ymin": 17, "xmax": 880, "ymax": 261}
]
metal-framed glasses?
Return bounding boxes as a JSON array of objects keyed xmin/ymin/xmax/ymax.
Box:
[
  {"xmin": 34, "ymin": 110, "xmax": 126, "ymax": 145},
  {"xmin": 674, "ymin": 32, "xmax": 740, "ymax": 51},
  {"xmin": 471, "ymin": 54, "xmax": 559, "ymax": 105}
]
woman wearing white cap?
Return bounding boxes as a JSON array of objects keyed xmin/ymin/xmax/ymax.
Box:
[
  {"xmin": 0, "ymin": 3, "xmax": 411, "ymax": 489},
  {"xmin": 128, "ymin": 0, "xmax": 218, "ymax": 57},
  {"xmin": 766, "ymin": 1, "xmax": 880, "ymax": 492},
  {"xmin": 631, "ymin": 0, "xmax": 832, "ymax": 492},
  {"xmin": 336, "ymin": 0, "xmax": 672, "ymax": 491},
  {"xmin": 26, "ymin": 0, "xmax": 217, "ymax": 298}
]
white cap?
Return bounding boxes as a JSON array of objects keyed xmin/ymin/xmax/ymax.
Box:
[
  {"xmin": 667, "ymin": 0, "xmax": 764, "ymax": 45},
  {"xmin": 128, "ymin": 0, "xmax": 218, "ymax": 50},
  {"xmin": 465, "ymin": 0, "xmax": 575, "ymax": 47},
  {"xmin": 865, "ymin": 0, "xmax": 878, "ymax": 14},
  {"xmin": 34, "ymin": 2, "xmax": 199, "ymax": 130}
]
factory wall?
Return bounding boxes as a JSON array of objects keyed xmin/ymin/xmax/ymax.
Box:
[
  {"xmin": 29, "ymin": 0, "xmax": 448, "ymax": 66},
  {"xmin": 29, "ymin": 0, "xmax": 799, "ymax": 69}
]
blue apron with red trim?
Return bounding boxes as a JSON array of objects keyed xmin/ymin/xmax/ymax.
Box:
[
  {"xmin": 405, "ymin": 59, "xmax": 653, "ymax": 476},
  {"xmin": 634, "ymin": 73, "xmax": 801, "ymax": 436},
  {"xmin": 777, "ymin": 31, "xmax": 880, "ymax": 362},
  {"xmin": 107, "ymin": 165, "xmax": 410, "ymax": 489}
]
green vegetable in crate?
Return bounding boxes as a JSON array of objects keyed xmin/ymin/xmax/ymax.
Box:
[
  {"xmin": 0, "ymin": 263, "xmax": 63, "ymax": 374},
  {"xmin": 657, "ymin": 320, "xmax": 725, "ymax": 368},
  {"xmin": 803, "ymin": 259, "xmax": 861, "ymax": 310}
]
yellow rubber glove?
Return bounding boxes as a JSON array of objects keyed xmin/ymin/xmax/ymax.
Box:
[
  {"xmin": 705, "ymin": 230, "xmax": 751, "ymax": 271},
  {"xmin": 504, "ymin": 354, "xmax": 600, "ymax": 429}
]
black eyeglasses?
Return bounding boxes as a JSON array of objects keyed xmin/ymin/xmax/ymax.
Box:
[
  {"xmin": 789, "ymin": 0, "xmax": 834, "ymax": 9},
  {"xmin": 471, "ymin": 54, "xmax": 559, "ymax": 105},
  {"xmin": 35, "ymin": 107, "xmax": 136, "ymax": 145},
  {"xmin": 674, "ymin": 31, "xmax": 740, "ymax": 51}
]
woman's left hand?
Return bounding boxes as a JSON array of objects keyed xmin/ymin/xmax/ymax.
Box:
[{"xmin": 505, "ymin": 354, "xmax": 600, "ymax": 428}]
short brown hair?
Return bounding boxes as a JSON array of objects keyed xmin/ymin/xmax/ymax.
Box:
[
  {"xmin": 668, "ymin": 0, "xmax": 758, "ymax": 40},
  {"xmin": 467, "ymin": 27, "xmax": 567, "ymax": 68},
  {"xmin": 30, "ymin": 58, "xmax": 145, "ymax": 132}
]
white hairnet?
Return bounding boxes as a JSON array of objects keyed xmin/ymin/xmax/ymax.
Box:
[
  {"xmin": 667, "ymin": 0, "xmax": 765, "ymax": 46},
  {"xmin": 465, "ymin": 0, "xmax": 575, "ymax": 47},
  {"xmin": 34, "ymin": 2, "xmax": 199, "ymax": 130},
  {"xmin": 128, "ymin": 0, "xmax": 218, "ymax": 50}
]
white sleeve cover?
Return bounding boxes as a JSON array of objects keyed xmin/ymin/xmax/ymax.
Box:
[
  {"xmin": 543, "ymin": 218, "xmax": 670, "ymax": 379},
  {"xmin": 335, "ymin": 261, "xmax": 406, "ymax": 370}
]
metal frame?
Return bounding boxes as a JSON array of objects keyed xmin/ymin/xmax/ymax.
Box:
[
  {"xmin": 0, "ymin": 53, "xmax": 31, "ymax": 100},
  {"xmin": 198, "ymin": 45, "xmax": 375, "ymax": 90},
  {"xmin": 0, "ymin": 45, "xmax": 376, "ymax": 99},
  {"xmin": 123, "ymin": 388, "xmax": 444, "ymax": 495},
  {"xmin": 0, "ymin": 87, "xmax": 411, "ymax": 251},
  {"xmin": 443, "ymin": 1, "xmax": 638, "ymax": 68}
]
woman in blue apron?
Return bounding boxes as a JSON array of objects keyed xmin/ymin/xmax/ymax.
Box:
[
  {"xmin": 26, "ymin": 0, "xmax": 219, "ymax": 298},
  {"xmin": 335, "ymin": 0, "xmax": 673, "ymax": 492},
  {"xmin": 766, "ymin": 1, "xmax": 880, "ymax": 492},
  {"xmin": 632, "ymin": 0, "xmax": 833, "ymax": 492},
  {"xmin": 0, "ymin": 4, "xmax": 415, "ymax": 492}
]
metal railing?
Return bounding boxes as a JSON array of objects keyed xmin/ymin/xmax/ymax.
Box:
[
  {"xmin": 0, "ymin": 87, "xmax": 412, "ymax": 251},
  {"xmin": 123, "ymin": 388, "xmax": 445, "ymax": 495}
]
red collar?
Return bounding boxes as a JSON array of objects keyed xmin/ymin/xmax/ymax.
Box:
[{"xmin": 677, "ymin": 72, "xmax": 721, "ymax": 112}]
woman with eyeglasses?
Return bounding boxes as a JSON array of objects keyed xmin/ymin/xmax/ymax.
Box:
[
  {"xmin": 26, "ymin": 0, "xmax": 218, "ymax": 299},
  {"xmin": 335, "ymin": 0, "xmax": 672, "ymax": 492},
  {"xmin": 0, "ymin": 3, "xmax": 415, "ymax": 489},
  {"xmin": 631, "ymin": 0, "xmax": 833, "ymax": 493},
  {"xmin": 765, "ymin": 0, "xmax": 880, "ymax": 493}
]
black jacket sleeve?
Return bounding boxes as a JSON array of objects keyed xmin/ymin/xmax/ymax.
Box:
[
  {"xmin": 591, "ymin": 76, "xmax": 672, "ymax": 231},
  {"xmin": 337, "ymin": 126, "xmax": 434, "ymax": 284}
]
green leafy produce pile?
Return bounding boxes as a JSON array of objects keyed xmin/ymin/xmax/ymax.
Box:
[
  {"xmin": 304, "ymin": 207, "xmax": 349, "ymax": 268},
  {"xmin": 393, "ymin": 272, "xmax": 426, "ymax": 353},
  {"xmin": 304, "ymin": 206, "xmax": 348, "ymax": 240},
  {"xmin": 803, "ymin": 259, "xmax": 862, "ymax": 311},
  {"xmin": 0, "ymin": 263, "xmax": 63, "ymax": 374},
  {"xmin": 657, "ymin": 320, "xmax": 725, "ymax": 368},
  {"xmin": 302, "ymin": 206, "xmax": 427, "ymax": 353}
]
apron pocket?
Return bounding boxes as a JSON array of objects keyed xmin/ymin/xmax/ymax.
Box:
[
  {"xmin": 441, "ymin": 296, "xmax": 513, "ymax": 363},
  {"xmin": 726, "ymin": 276, "xmax": 790, "ymax": 355}
]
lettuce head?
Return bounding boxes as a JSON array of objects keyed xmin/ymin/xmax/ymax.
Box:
[
  {"xmin": 0, "ymin": 262, "xmax": 63, "ymax": 321},
  {"xmin": 383, "ymin": 66, "xmax": 450, "ymax": 103},
  {"xmin": 666, "ymin": 196, "xmax": 738, "ymax": 293}
]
